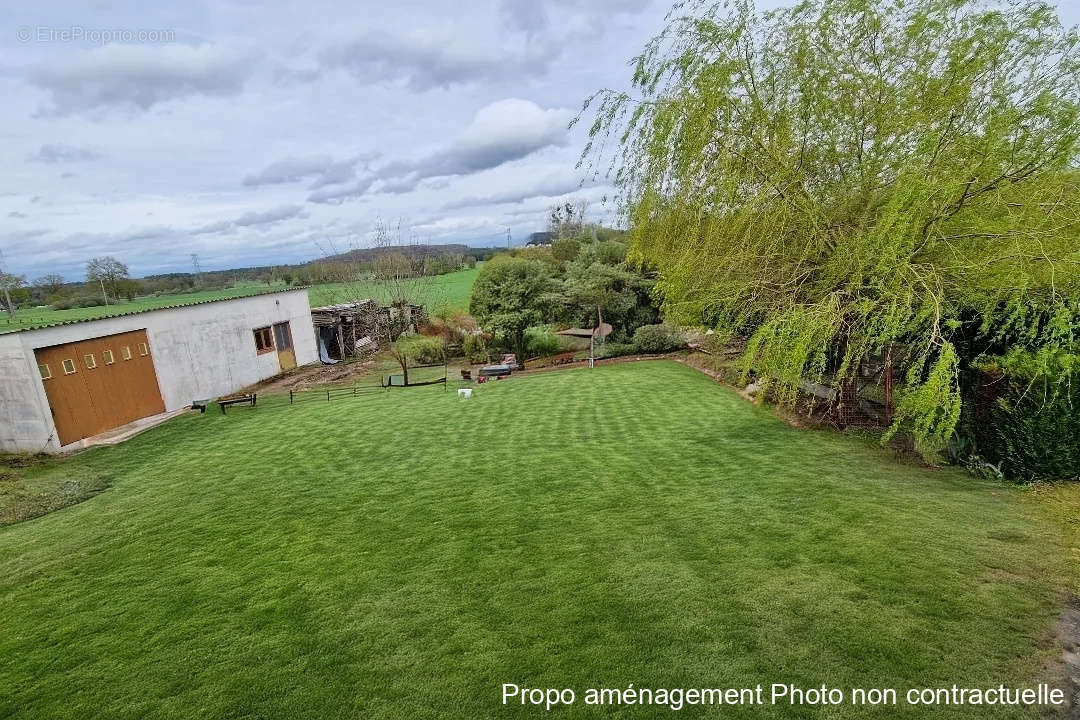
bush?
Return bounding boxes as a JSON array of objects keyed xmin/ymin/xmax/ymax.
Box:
[
  {"xmin": 50, "ymin": 296, "xmax": 107, "ymax": 310},
  {"xmin": 597, "ymin": 342, "xmax": 637, "ymax": 359},
  {"xmin": 970, "ymin": 351, "xmax": 1079, "ymax": 482},
  {"xmin": 552, "ymin": 237, "xmax": 581, "ymax": 263},
  {"xmin": 463, "ymin": 334, "xmax": 492, "ymax": 364},
  {"xmin": 422, "ymin": 312, "xmax": 478, "ymax": 343},
  {"xmin": 632, "ymin": 324, "xmax": 684, "ymax": 353},
  {"xmin": 524, "ymin": 327, "xmax": 562, "ymax": 357},
  {"xmin": 393, "ymin": 334, "xmax": 446, "ymax": 365}
]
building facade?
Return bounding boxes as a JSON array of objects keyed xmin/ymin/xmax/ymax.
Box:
[{"xmin": 0, "ymin": 288, "xmax": 316, "ymax": 453}]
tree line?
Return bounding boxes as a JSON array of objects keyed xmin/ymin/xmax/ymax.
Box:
[{"xmin": 0, "ymin": 246, "xmax": 493, "ymax": 316}]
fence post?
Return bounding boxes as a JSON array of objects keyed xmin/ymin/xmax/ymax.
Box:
[{"xmin": 289, "ymin": 390, "xmax": 293, "ymax": 404}]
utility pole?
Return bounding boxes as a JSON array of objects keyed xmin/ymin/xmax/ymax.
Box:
[
  {"xmin": 99, "ymin": 278, "xmax": 110, "ymax": 306},
  {"xmin": 506, "ymin": 226, "xmax": 511, "ymax": 250},
  {"xmin": 190, "ymin": 253, "xmax": 203, "ymax": 287}
]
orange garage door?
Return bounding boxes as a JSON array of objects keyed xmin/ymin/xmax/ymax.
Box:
[{"xmin": 34, "ymin": 329, "xmax": 166, "ymax": 446}]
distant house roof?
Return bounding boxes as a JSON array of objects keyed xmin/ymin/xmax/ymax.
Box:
[
  {"xmin": 555, "ymin": 323, "xmax": 613, "ymax": 340},
  {"xmin": 0, "ymin": 286, "xmax": 309, "ymax": 336},
  {"xmin": 526, "ymin": 231, "xmax": 554, "ymax": 246}
]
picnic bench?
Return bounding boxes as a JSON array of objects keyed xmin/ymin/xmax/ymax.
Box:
[{"xmin": 218, "ymin": 393, "xmax": 257, "ymax": 413}]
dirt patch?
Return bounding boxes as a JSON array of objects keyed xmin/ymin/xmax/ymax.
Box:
[
  {"xmin": 1057, "ymin": 600, "xmax": 1080, "ymax": 717},
  {"xmin": 244, "ymin": 359, "xmax": 386, "ymax": 395}
]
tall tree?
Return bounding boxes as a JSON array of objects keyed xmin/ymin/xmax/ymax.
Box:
[
  {"xmin": 581, "ymin": 0, "xmax": 1080, "ymax": 455},
  {"xmin": 86, "ymin": 256, "xmax": 130, "ymax": 301},
  {"xmin": 469, "ymin": 257, "xmax": 555, "ymax": 359},
  {"xmin": 33, "ymin": 274, "xmax": 66, "ymax": 297},
  {"xmin": 0, "ymin": 271, "xmax": 26, "ymax": 319}
]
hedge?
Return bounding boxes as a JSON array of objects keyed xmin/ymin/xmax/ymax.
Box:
[{"xmin": 971, "ymin": 351, "xmax": 1079, "ymax": 482}]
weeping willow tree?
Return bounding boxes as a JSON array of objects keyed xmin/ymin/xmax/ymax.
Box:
[{"xmin": 578, "ymin": 0, "xmax": 1080, "ymax": 455}]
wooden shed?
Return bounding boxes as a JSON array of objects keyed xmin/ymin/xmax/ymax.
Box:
[{"xmin": 310, "ymin": 300, "xmax": 427, "ymax": 362}]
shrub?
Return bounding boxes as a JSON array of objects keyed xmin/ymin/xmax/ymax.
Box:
[
  {"xmin": 597, "ymin": 342, "xmax": 637, "ymax": 359},
  {"xmin": 524, "ymin": 327, "xmax": 562, "ymax": 357},
  {"xmin": 970, "ymin": 351, "xmax": 1079, "ymax": 482},
  {"xmin": 552, "ymin": 237, "xmax": 581, "ymax": 263},
  {"xmin": 50, "ymin": 296, "xmax": 106, "ymax": 310},
  {"xmin": 393, "ymin": 334, "xmax": 446, "ymax": 365},
  {"xmin": 463, "ymin": 333, "xmax": 492, "ymax": 364},
  {"xmin": 632, "ymin": 324, "xmax": 684, "ymax": 353}
]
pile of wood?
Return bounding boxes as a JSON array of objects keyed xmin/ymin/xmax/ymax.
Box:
[{"xmin": 310, "ymin": 300, "xmax": 426, "ymax": 361}]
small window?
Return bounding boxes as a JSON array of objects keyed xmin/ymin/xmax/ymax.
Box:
[
  {"xmin": 103, "ymin": 349, "xmax": 115, "ymax": 365},
  {"xmin": 84, "ymin": 353, "xmax": 97, "ymax": 369},
  {"xmin": 38, "ymin": 363, "xmax": 52, "ymax": 380},
  {"xmin": 253, "ymin": 327, "xmax": 274, "ymax": 354},
  {"xmin": 121, "ymin": 346, "xmax": 132, "ymax": 360},
  {"xmin": 139, "ymin": 342, "xmax": 149, "ymax": 356},
  {"xmin": 62, "ymin": 359, "xmax": 77, "ymax": 375}
]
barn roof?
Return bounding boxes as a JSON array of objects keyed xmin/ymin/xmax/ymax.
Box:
[{"xmin": 0, "ymin": 286, "xmax": 309, "ymax": 336}]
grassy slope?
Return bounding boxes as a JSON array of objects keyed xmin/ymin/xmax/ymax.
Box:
[
  {"xmin": 0, "ymin": 361, "xmax": 1069, "ymax": 719},
  {"xmin": 306, "ymin": 265, "xmax": 479, "ymax": 314},
  {"xmin": 0, "ymin": 266, "xmax": 479, "ymax": 334}
]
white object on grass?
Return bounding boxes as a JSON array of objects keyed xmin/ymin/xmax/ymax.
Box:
[{"xmin": 458, "ymin": 388, "xmax": 473, "ymax": 399}]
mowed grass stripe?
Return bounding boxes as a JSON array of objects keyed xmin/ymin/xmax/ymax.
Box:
[{"xmin": 0, "ymin": 361, "xmax": 1067, "ymax": 719}]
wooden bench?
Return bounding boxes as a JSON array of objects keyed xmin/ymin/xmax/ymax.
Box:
[{"xmin": 218, "ymin": 393, "xmax": 257, "ymax": 414}]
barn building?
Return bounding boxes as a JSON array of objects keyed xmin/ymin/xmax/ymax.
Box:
[{"xmin": 0, "ymin": 288, "xmax": 316, "ymax": 454}]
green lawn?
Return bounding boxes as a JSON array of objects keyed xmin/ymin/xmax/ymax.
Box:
[
  {"xmin": 0, "ymin": 266, "xmax": 479, "ymax": 334},
  {"xmin": 0, "ymin": 361, "xmax": 1070, "ymax": 719}
]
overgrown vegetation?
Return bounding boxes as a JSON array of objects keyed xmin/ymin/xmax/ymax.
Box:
[
  {"xmin": 581, "ymin": 0, "xmax": 1080, "ymax": 462},
  {"xmin": 970, "ymin": 351, "xmax": 1080, "ymax": 482},
  {"xmin": 469, "ymin": 221, "xmax": 664, "ymax": 358},
  {"xmin": 392, "ymin": 334, "xmax": 447, "ymax": 365}
]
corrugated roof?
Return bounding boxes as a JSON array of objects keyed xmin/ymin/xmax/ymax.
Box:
[
  {"xmin": 555, "ymin": 322, "xmax": 613, "ymax": 339},
  {"xmin": 0, "ymin": 286, "xmax": 309, "ymax": 336}
]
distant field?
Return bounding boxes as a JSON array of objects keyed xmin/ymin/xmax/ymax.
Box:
[
  {"xmin": 0, "ymin": 266, "xmax": 479, "ymax": 334},
  {"xmin": 306, "ymin": 264, "xmax": 479, "ymax": 314}
]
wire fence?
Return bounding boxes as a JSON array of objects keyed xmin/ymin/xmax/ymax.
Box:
[
  {"xmin": 211, "ymin": 365, "xmax": 451, "ymax": 418},
  {"xmin": 287, "ymin": 383, "xmax": 388, "ymax": 405}
]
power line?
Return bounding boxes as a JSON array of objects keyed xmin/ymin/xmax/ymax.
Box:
[{"xmin": 190, "ymin": 253, "xmax": 203, "ymax": 286}]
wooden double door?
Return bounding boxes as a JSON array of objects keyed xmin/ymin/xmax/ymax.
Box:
[{"xmin": 34, "ymin": 329, "xmax": 166, "ymax": 446}]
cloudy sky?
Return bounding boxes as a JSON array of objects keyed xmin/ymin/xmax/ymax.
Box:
[{"xmin": 3, "ymin": 0, "xmax": 1078, "ymax": 281}]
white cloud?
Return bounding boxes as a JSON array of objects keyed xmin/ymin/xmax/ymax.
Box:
[
  {"xmin": 312, "ymin": 98, "xmax": 574, "ymax": 204},
  {"xmin": 27, "ymin": 143, "xmax": 103, "ymax": 163},
  {"xmin": 319, "ymin": 30, "xmax": 548, "ymax": 90},
  {"xmin": 29, "ymin": 42, "xmax": 257, "ymax": 115}
]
